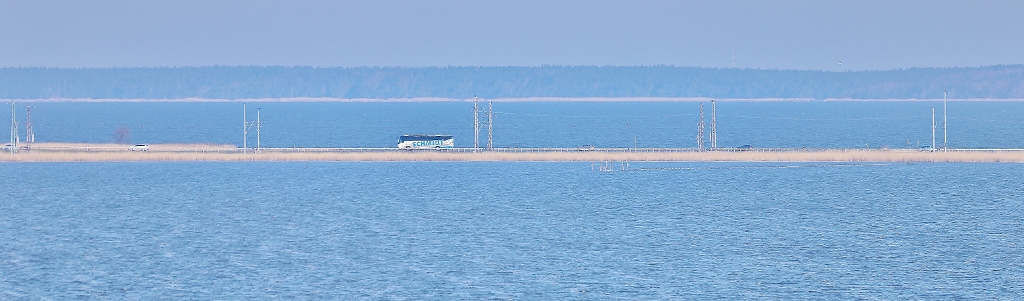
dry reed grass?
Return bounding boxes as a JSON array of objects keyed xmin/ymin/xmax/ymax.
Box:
[
  {"xmin": 28, "ymin": 142, "xmax": 236, "ymax": 150},
  {"xmin": 2, "ymin": 150, "xmax": 1024, "ymax": 162}
]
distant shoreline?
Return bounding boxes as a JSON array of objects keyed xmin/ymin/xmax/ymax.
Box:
[
  {"xmin": 5, "ymin": 97, "xmax": 1024, "ymax": 103},
  {"xmin": 5, "ymin": 65, "xmax": 1024, "ymax": 101}
]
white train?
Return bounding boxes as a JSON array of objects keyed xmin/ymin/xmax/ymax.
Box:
[{"xmin": 397, "ymin": 135, "xmax": 454, "ymax": 149}]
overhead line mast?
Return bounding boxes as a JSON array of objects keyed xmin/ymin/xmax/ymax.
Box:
[
  {"xmin": 473, "ymin": 96, "xmax": 480, "ymax": 150},
  {"xmin": 24, "ymin": 106, "xmax": 34, "ymax": 150},
  {"xmin": 487, "ymin": 100, "xmax": 493, "ymax": 151},
  {"xmin": 710, "ymin": 99, "xmax": 717, "ymax": 149},
  {"xmin": 243, "ymin": 104, "xmax": 248, "ymax": 154},
  {"xmin": 697, "ymin": 102, "xmax": 705, "ymax": 151},
  {"xmin": 256, "ymin": 107, "xmax": 262, "ymax": 152},
  {"xmin": 9, "ymin": 102, "xmax": 17, "ymax": 154},
  {"xmin": 242, "ymin": 103, "xmax": 256, "ymax": 154}
]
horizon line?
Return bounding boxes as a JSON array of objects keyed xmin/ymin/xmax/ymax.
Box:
[
  {"xmin": 5, "ymin": 97, "xmax": 1024, "ymax": 103},
  {"xmin": 2, "ymin": 64, "xmax": 1022, "ymax": 73}
]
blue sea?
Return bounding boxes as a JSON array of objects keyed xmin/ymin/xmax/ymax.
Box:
[
  {"xmin": 2, "ymin": 101, "xmax": 1024, "ymax": 299},
  {"xmin": 6, "ymin": 101, "xmax": 1024, "ymax": 149}
]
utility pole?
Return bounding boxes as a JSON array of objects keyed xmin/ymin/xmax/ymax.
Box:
[
  {"xmin": 697, "ymin": 102, "xmax": 705, "ymax": 151},
  {"xmin": 931, "ymin": 107, "xmax": 936, "ymax": 151},
  {"xmin": 710, "ymin": 99, "xmax": 717, "ymax": 149},
  {"xmin": 487, "ymin": 100, "xmax": 493, "ymax": 150},
  {"xmin": 943, "ymin": 90, "xmax": 948, "ymax": 152},
  {"xmin": 473, "ymin": 96, "xmax": 480, "ymax": 150}
]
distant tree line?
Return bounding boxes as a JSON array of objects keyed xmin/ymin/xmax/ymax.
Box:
[{"xmin": 1, "ymin": 65, "xmax": 1022, "ymax": 99}]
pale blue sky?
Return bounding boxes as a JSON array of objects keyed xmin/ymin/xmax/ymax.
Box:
[{"xmin": 1, "ymin": 0, "xmax": 1022, "ymax": 70}]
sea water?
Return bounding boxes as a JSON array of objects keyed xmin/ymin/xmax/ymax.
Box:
[
  {"xmin": 1, "ymin": 162, "xmax": 1022, "ymax": 299},
  {"xmin": 5, "ymin": 101, "xmax": 1024, "ymax": 149},
  {"xmin": 2, "ymin": 102, "xmax": 1024, "ymax": 299}
]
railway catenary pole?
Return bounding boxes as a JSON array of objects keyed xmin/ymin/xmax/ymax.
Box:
[
  {"xmin": 943, "ymin": 90, "xmax": 947, "ymax": 152},
  {"xmin": 243, "ymin": 103, "xmax": 248, "ymax": 154},
  {"xmin": 474, "ymin": 96, "xmax": 480, "ymax": 150},
  {"xmin": 487, "ymin": 100, "xmax": 493, "ymax": 150},
  {"xmin": 9, "ymin": 102, "xmax": 17, "ymax": 154},
  {"xmin": 697, "ymin": 102, "xmax": 705, "ymax": 151},
  {"xmin": 256, "ymin": 108, "xmax": 261, "ymax": 152},
  {"xmin": 24, "ymin": 106, "xmax": 34, "ymax": 150},
  {"xmin": 710, "ymin": 99, "xmax": 717, "ymax": 149}
]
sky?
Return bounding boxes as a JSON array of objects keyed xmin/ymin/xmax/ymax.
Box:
[{"xmin": 1, "ymin": 0, "xmax": 1023, "ymax": 71}]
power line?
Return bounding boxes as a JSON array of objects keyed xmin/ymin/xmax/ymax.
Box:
[
  {"xmin": 495, "ymin": 110, "xmax": 927, "ymax": 121},
  {"xmin": 492, "ymin": 111, "xmax": 696, "ymax": 118}
]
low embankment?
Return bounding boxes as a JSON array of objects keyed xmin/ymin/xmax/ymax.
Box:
[{"xmin": 2, "ymin": 143, "xmax": 1023, "ymax": 162}]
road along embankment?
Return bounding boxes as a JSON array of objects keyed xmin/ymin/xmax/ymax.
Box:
[{"xmin": 2, "ymin": 144, "xmax": 1023, "ymax": 162}]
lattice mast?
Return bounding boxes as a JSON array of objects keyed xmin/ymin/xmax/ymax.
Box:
[
  {"xmin": 943, "ymin": 90, "xmax": 947, "ymax": 151},
  {"xmin": 9, "ymin": 102, "xmax": 18, "ymax": 154},
  {"xmin": 243, "ymin": 104, "xmax": 248, "ymax": 153},
  {"xmin": 487, "ymin": 101, "xmax": 493, "ymax": 150},
  {"xmin": 256, "ymin": 108, "xmax": 262, "ymax": 152},
  {"xmin": 24, "ymin": 106, "xmax": 34, "ymax": 145},
  {"xmin": 710, "ymin": 100, "xmax": 717, "ymax": 149},
  {"xmin": 696, "ymin": 102, "xmax": 705, "ymax": 151},
  {"xmin": 473, "ymin": 96, "xmax": 480, "ymax": 150}
]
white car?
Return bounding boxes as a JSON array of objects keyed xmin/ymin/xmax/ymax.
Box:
[{"xmin": 129, "ymin": 144, "xmax": 149, "ymax": 151}]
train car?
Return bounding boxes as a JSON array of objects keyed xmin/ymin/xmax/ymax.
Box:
[{"xmin": 397, "ymin": 135, "xmax": 454, "ymax": 149}]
